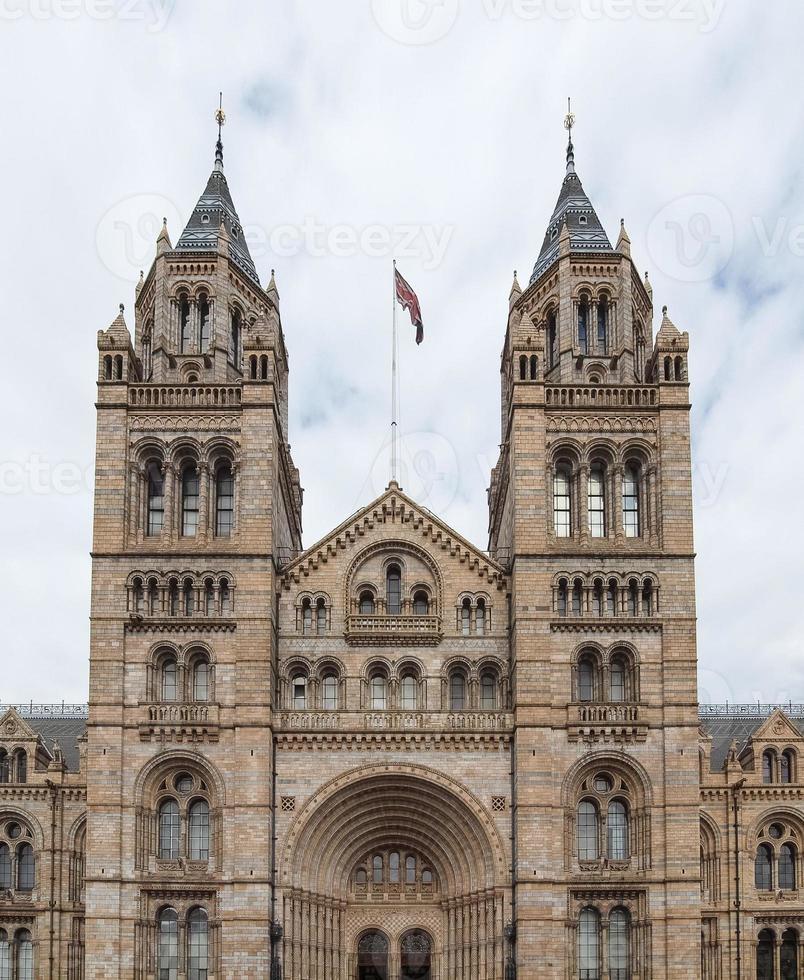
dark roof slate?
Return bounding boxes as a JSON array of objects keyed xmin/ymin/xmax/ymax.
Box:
[
  {"xmin": 27, "ymin": 716, "xmax": 86, "ymax": 773},
  {"xmin": 699, "ymin": 710, "xmax": 804, "ymax": 772}
]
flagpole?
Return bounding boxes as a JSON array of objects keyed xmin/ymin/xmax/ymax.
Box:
[{"xmin": 391, "ymin": 259, "xmax": 398, "ymax": 484}]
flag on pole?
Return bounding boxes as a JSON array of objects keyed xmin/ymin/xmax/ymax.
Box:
[{"xmin": 394, "ymin": 267, "xmax": 424, "ymax": 344}]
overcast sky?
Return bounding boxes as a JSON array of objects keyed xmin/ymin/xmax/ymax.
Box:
[{"xmin": 0, "ymin": 0, "xmax": 802, "ymax": 705}]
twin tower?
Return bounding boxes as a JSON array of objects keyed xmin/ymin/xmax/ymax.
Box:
[{"xmin": 84, "ymin": 112, "xmax": 701, "ymax": 980}]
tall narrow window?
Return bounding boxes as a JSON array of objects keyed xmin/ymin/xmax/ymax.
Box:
[
  {"xmin": 15, "ymin": 844, "xmax": 33, "ymax": 892},
  {"xmin": 14, "ymin": 751, "xmax": 26, "ymax": 784},
  {"xmin": 0, "ymin": 752, "xmax": 8, "ymax": 784},
  {"xmin": 169, "ymin": 580, "xmax": 179, "ymax": 617},
  {"xmin": 610, "ymin": 657, "xmax": 627, "ymax": 703},
  {"xmin": 302, "ymin": 599, "xmax": 312, "ymax": 635},
  {"xmin": 577, "ymin": 803, "xmax": 599, "ymax": 861},
  {"xmin": 548, "ymin": 310, "xmax": 557, "ymax": 368},
  {"xmin": 182, "ymin": 466, "xmax": 200, "ymax": 537},
  {"xmin": 578, "ymin": 908, "xmax": 600, "ymax": 980},
  {"xmin": 572, "ymin": 580, "xmax": 583, "ymax": 616},
  {"xmin": 371, "ymin": 675, "xmax": 388, "ymax": 710},
  {"xmin": 0, "ymin": 929, "xmax": 8, "ymax": 980},
  {"xmin": 622, "ymin": 465, "xmax": 641, "ymax": 538},
  {"xmin": 461, "ymin": 598, "xmax": 472, "ymax": 635},
  {"xmin": 359, "ymin": 591, "xmax": 375, "ymax": 615},
  {"xmin": 184, "ymin": 580, "xmax": 194, "ymax": 616},
  {"xmin": 199, "ymin": 296, "xmax": 210, "ymax": 353},
  {"xmin": 608, "ymin": 909, "xmax": 630, "ymax": 980},
  {"xmin": 588, "ymin": 465, "xmax": 606, "ymax": 537},
  {"xmin": 322, "ymin": 674, "xmax": 339, "ymax": 710},
  {"xmin": 204, "ymin": 580, "xmax": 214, "ymax": 616},
  {"xmin": 450, "ymin": 672, "xmax": 467, "ymax": 711},
  {"xmin": 215, "ymin": 465, "xmax": 234, "ymax": 537},
  {"xmin": 386, "ymin": 564, "xmax": 402, "ymax": 615},
  {"xmin": 389, "ymin": 852, "xmax": 400, "ymax": 883},
  {"xmin": 292, "ymin": 675, "xmax": 307, "ymax": 710},
  {"xmin": 157, "ymin": 909, "xmax": 179, "ymax": 980},
  {"xmin": 762, "ymin": 751, "xmax": 775, "ymax": 785},
  {"xmin": 14, "ymin": 931, "xmax": 33, "ymax": 980},
  {"xmin": 316, "ymin": 598, "xmax": 327, "ymax": 634},
  {"xmin": 229, "ymin": 310, "xmax": 241, "ymax": 367},
  {"xmin": 158, "ymin": 800, "xmax": 180, "ymax": 860},
  {"xmin": 757, "ymin": 930, "xmax": 774, "ymax": 980},
  {"xmin": 406, "ymin": 855, "xmax": 417, "ymax": 884},
  {"xmin": 400, "ymin": 675, "xmax": 417, "ymax": 710},
  {"xmin": 187, "ymin": 909, "xmax": 209, "ymax": 980},
  {"xmin": 642, "ymin": 581, "xmax": 654, "ymax": 616},
  {"xmin": 755, "ymin": 844, "xmax": 773, "ymax": 891},
  {"xmin": 193, "ymin": 661, "xmax": 210, "ymax": 702},
  {"xmin": 480, "ymin": 672, "xmax": 497, "ymax": 710},
  {"xmin": 147, "ymin": 466, "xmax": 164, "ymax": 536},
  {"xmin": 592, "ymin": 581, "xmax": 603, "ymax": 617},
  {"xmin": 781, "ymin": 751, "xmax": 794, "ymax": 784},
  {"xmin": 557, "ymin": 579, "xmax": 568, "ymax": 617},
  {"xmin": 180, "ymin": 298, "xmax": 191, "ymax": 353},
  {"xmin": 161, "ymin": 658, "xmax": 178, "ymax": 702},
  {"xmin": 0, "ymin": 845, "xmax": 10, "ymax": 889},
  {"xmin": 413, "ymin": 591, "xmax": 429, "ymax": 615},
  {"xmin": 373, "ymin": 854, "xmax": 384, "ymax": 884},
  {"xmin": 188, "ymin": 802, "xmax": 210, "ymax": 861},
  {"xmin": 220, "ymin": 579, "xmax": 231, "ymax": 615},
  {"xmin": 607, "ymin": 580, "xmax": 618, "ymax": 616},
  {"xmin": 578, "ymin": 657, "xmax": 595, "ymax": 702},
  {"xmin": 597, "ymin": 296, "xmax": 608, "ymax": 352},
  {"xmin": 627, "ymin": 581, "xmax": 638, "ymax": 617},
  {"xmin": 578, "ymin": 297, "xmax": 589, "ymax": 355},
  {"xmin": 554, "ymin": 467, "xmax": 572, "ymax": 537},
  {"xmin": 781, "ymin": 929, "xmax": 798, "ymax": 980},
  {"xmin": 779, "ymin": 844, "xmax": 797, "ymax": 891},
  {"xmin": 607, "ymin": 801, "xmax": 629, "ymax": 861}
]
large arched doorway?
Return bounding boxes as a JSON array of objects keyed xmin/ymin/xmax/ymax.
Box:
[
  {"xmin": 401, "ymin": 930, "xmax": 432, "ymax": 979},
  {"xmin": 357, "ymin": 930, "xmax": 389, "ymax": 980}
]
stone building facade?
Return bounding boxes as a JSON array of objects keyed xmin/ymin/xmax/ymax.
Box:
[{"xmin": 1, "ymin": 121, "xmax": 803, "ymax": 979}]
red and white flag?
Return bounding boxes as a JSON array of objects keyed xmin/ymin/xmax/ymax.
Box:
[{"xmin": 394, "ymin": 267, "xmax": 424, "ymax": 344}]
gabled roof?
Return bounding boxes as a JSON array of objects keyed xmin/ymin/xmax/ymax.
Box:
[
  {"xmin": 281, "ymin": 481, "xmax": 506, "ymax": 590},
  {"xmin": 529, "ymin": 139, "xmax": 613, "ymax": 284},
  {"xmin": 0, "ymin": 706, "xmax": 86, "ymax": 773},
  {"xmin": 175, "ymin": 136, "xmax": 260, "ymax": 286},
  {"xmin": 699, "ymin": 707, "xmax": 804, "ymax": 772}
]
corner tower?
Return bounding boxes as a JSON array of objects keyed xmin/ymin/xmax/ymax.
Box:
[
  {"xmin": 489, "ymin": 109, "xmax": 700, "ymax": 979},
  {"xmin": 86, "ymin": 114, "xmax": 302, "ymax": 977}
]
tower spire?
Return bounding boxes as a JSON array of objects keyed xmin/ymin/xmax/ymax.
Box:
[
  {"xmin": 214, "ymin": 92, "xmax": 226, "ymax": 172},
  {"xmin": 564, "ymin": 97, "xmax": 576, "ymax": 174}
]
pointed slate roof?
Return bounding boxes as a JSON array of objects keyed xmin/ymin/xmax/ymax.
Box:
[
  {"xmin": 529, "ymin": 137, "xmax": 613, "ymax": 284},
  {"xmin": 699, "ymin": 706, "xmax": 804, "ymax": 772},
  {"xmin": 175, "ymin": 134, "xmax": 260, "ymax": 286}
]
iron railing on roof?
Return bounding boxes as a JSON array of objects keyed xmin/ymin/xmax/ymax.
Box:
[
  {"xmin": 0, "ymin": 703, "xmax": 89, "ymax": 719},
  {"xmin": 699, "ymin": 703, "xmax": 804, "ymax": 717}
]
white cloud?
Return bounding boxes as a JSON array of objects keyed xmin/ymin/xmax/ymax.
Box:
[{"xmin": 0, "ymin": 0, "xmax": 802, "ymax": 702}]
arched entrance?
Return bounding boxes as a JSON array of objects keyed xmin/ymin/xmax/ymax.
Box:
[
  {"xmin": 357, "ymin": 930, "xmax": 389, "ymax": 980},
  {"xmin": 401, "ymin": 929, "xmax": 432, "ymax": 979}
]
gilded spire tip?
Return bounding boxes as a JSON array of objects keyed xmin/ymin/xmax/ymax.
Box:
[{"xmin": 214, "ymin": 92, "xmax": 226, "ymax": 171}]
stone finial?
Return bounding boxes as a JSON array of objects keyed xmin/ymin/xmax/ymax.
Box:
[
  {"xmin": 643, "ymin": 270, "xmax": 653, "ymax": 301},
  {"xmin": 156, "ymin": 217, "xmax": 172, "ymax": 255},
  {"xmin": 508, "ymin": 270, "xmax": 521, "ymax": 310},
  {"xmin": 135, "ymin": 269, "xmax": 144, "ymax": 296},
  {"xmin": 616, "ymin": 218, "xmax": 631, "ymax": 257},
  {"xmin": 267, "ymin": 268, "xmax": 280, "ymax": 305}
]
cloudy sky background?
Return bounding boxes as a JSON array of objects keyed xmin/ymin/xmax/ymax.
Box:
[{"xmin": 1, "ymin": 0, "xmax": 802, "ymax": 704}]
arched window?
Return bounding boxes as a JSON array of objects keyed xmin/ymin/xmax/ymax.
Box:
[
  {"xmin": 16, "ymin": 843, "xmax": 34, "ymax": 892},
  {"xmin": 0, "ymin": 844, "xmax": 10, "ymax": 890},
  {"xmin": 480, "ymin": 671, "xmax": 497, "ymax": 710},
  {"xmin": 578, "ymin": 296, "xmax": 589, "ymax": 355},
  {"xmin": 588, "ymin": 464, "xmax": 606, "ymax": 537},
  {"xmin": 450, "ymin": 672, "xmax": 466, "ymax": 711},
  {"xmin": 0, "ymin": 751, "xmax": 8, "ymax": 784},
  {"xmin": 183, "ymin": 579, "xmax": 194, "ymax": 617},
  {"xmin": 572, "ymin": 579, "xmax": 583, "ymax": 616},
  {"xmin": 187, "ymin": 908, "xmax": 209, "ymax": 980},
  {"xmin": 578, "ymin": 654, "xmax": 596, "ymax": 702},
  {"xmin": 133, "ymin": 577, "xmax": 145, "ymax": 613},
  {"xmin": 158, "ymin": 800, "xmax": 180, "ymax": 860},
  {"xmin": 229, "ymin": 310, "xmax": 241, "ymax": 367},
  {"xmin": 755, "ymin": 843, "xmax": 773, "ymax": 891},
  {"xmin": 592, "ymin": 580, "xmax": 603, "ymax": 617},
  {"xmin": 781, "ymin": 929, "xmax": 798, "ymax": 980},
  {"xmin": 622, "ymin": 465, "xmax": 641, "ymax": 537},
  {"xmin": 199, "ymin": 296, "xmax": 210, "ymax": 353},
  {"xmin": 161, "ymin": 657, "xmax": 178, "ymax": 702},
  {"xmin": 359, "ymin": 590, "xmax": 376, "ymax": 615},
  {"xmin": 301, "ymin": 598, "xmax": 312, "ymax": 635},
  {"xmin": 192, "ymin": 659, "xmax": 210, "ymax": 703},
  {"xmin": 557, "ymin": 579, "xmax": 569, "ymax": 617},
  {"xmin": 0, "ymin": 929, "xmax": 8, "ymax": 979},
  {"xmin": 400, "ymin": 674, "xmax": 417, "ymax": 710},
  {"xmin": 322, "ymin": 674, "xmax": 339, "ymax": 710},
  {"xmin": 476, "ymin": 598, "xmax": 486, "ymax": 635},
  {"xmin": 674, "ymin": 355, "xmax": 684, "ymax": 381},
  {"xmin": 372, "ymin": 854, "xmax": 384, "ymax": 884},
  {"xmin": 607, "ymin": 579, "xmax": 618, "ymax": 616},
  {"xmin": 386, "ymin": 564, "xmax": 402, "ymax": 615},
  {"xmin": 14, "ymin": 930, "xmax": 32, "ymax": 980},
  {"xmin": 413, "ymin": 590, "xmax": 429, "ymax": 616},
  {"xmin": 204, "ymin": 579, "xmax": 214, "ymax": 617},
  {"xmin": 607, "ymin": 801, "xmax": 629, "ymax": 861},
  {"xmin": 215, "ymin": 464, "xmax": 234, "ymax": 537},
  {"xmin": 554, "ymin": 465, "xmax": 572, "ymax": 537},
  {"xmin": 781, "ymin": 750, "xmax": 795, "ymax": 784},
  {"xmin": 181, "ymin": 465, "xmax": 200, "ymax": 537},
  {"xmin": 389, "ymin": 851, "xmax": 400, "ymax": 883},
  {"xmin": 627, "ymin": 580, "xmax": 638, "ymax": 617},
  {"xmin": 762, "ymin": 750, "xmax": 775, "ymax": 785},
  {"xmin": 548, "ymin": 309, "xmax": 558, "ymax": 368},
  {"xmin": 179, "ymin": 297, "xmax": 191, "ymax": 353},
  {"xmin": 519, "ymin": 355, "xmax": 527, "ymax": 380},
  {"xmin": 577, "ymin": 801, "xmax": 599, "ymax": 861},
  {"xmin": 608, "ymin": 908, "xmax": 630, "ymax": 980},
  {"xmin": 147, "ymin": 465, "xmax": 165, "ymax": 536},
  {"xmin": 757, "ymin": 930, "xmax": 775, "ymax": 980},
  {"xmin": 422, "ymin": 868, "xmax": 433, "ymax": 885},
  {"xmin": 597, "ymin": 296, "xmax": 608, "ymax": 353},
  {"xmin": 168, "ymin": 580, "xmax": 179, "ymax": 617},
  {"xmin": 292, "ymin": 674, "xmax": 307, "ymax": 710},
  {"xmin": 609, "ymin": 655, "xmax": 629, "ymax": 703},
  {"xmin": 188, "ymin": 801, "xmax": 210, "ymax": 861},
  {"xmin": 220, "ymin": 578, "xmax": 231, "ymax": 615},
  {"xmin": 578, "ymin": 908, "xmax": 600, "ymax": 979},
  {"xmin": 157, "ymin": 908, "xmax": 179, "ymax": 980},
  {"xmin": 779, "ymin": 843, "xmax": 797, "ymax": 891},
  {"xmin": 642, "ymin": 581, "xmax": 654, "ymax": 616},
  {"xmin": 530, "ymin": 354, "xmax": 538, "ymax": 380},
  {"xmin": 316, "ymin": 598, "xmax": 327, "ymax": 634},
  {"xmin": 371, "ymin": 675, "xmax": 388, "ymax": 711},
  {"xmin": 406, "ymin": 854, "xmax": 417, "ymax": 884},
  {"xmin": 355, "ymin": 868, "xmax": 367, "ymax": 886},
  {"xmin": 461, "ymin": 598, "xmax": 472, "ymax": 635},
  {"xmin": 13, "ymin": 751, "xmax": 26, "ymax": 785},
  {"xmin": 664, "ymin": 356, "xmax": 672, "ymax": 382}
]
